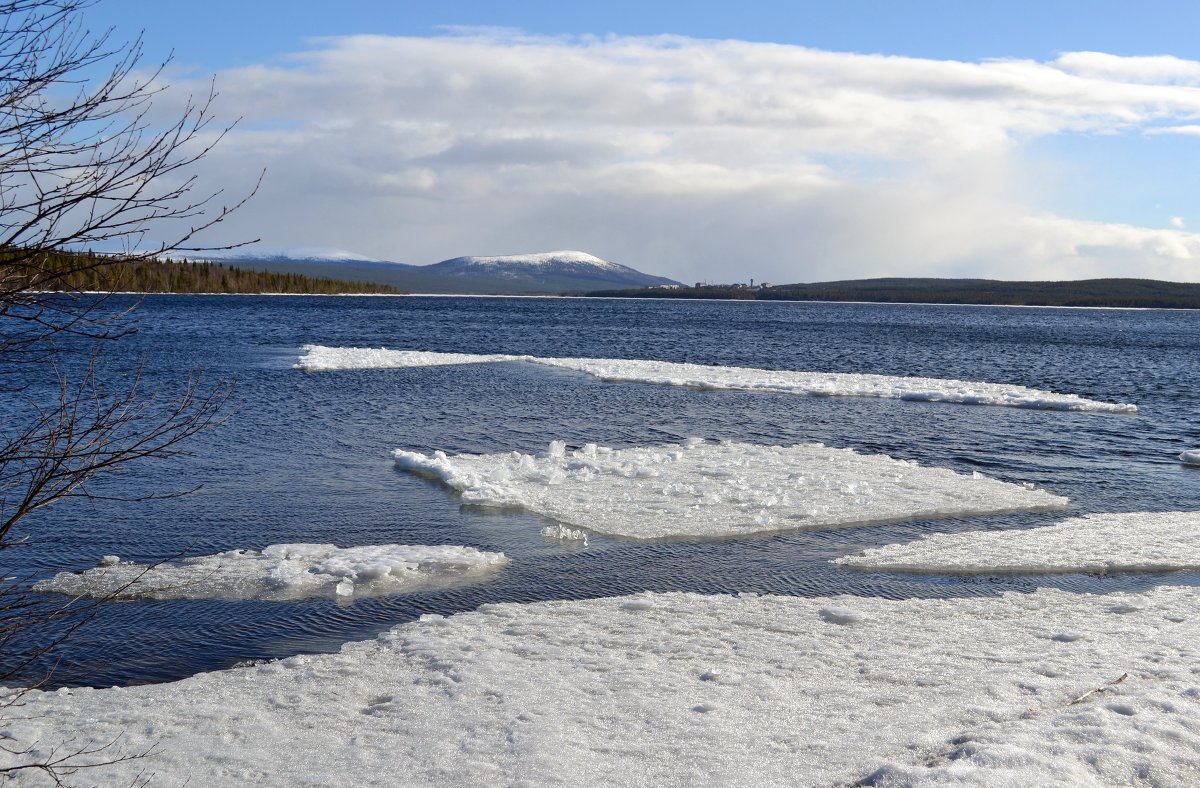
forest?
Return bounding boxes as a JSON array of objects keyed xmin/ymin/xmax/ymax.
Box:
[{"xmin": 4, "ymin": 249, "xmax": 402, "ymax": 295}]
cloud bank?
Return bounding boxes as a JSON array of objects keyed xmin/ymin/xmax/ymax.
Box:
[{"xmin": 160, "ymin": 31, "xmax": 1200, "ymax": 282}]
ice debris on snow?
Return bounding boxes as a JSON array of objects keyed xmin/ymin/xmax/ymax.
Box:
[
  {"xmin": 5, "ymin": 587, "xmax": 1200, "ymax": 786},
  {"xmin": 393, "ymin": 440, "xmax": 1067, "ymax": 540},
  {"xmin": 835, "ymin": 511, "xmax": 1200, "ymax": 575},
  {"xmin": 294, "ymin": 345, "xmax": 1137, "ymax": 413},
  {"xmin": 33, "ymin": 543, "xmax": 509, "ymax": 601},
  {"xmin": 1180, "ymin": 449, "xmax": 1200, "ymax": 466}
]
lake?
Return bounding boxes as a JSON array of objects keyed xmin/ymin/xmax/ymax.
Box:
[{"xmin": 6, "ymin": 294, "xmax": 1200, "ymax": 687}]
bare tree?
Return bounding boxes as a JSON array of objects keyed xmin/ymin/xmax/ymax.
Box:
[{"xmin": 0, "ymin": 1, "xmax": 254, "ymax": 780}]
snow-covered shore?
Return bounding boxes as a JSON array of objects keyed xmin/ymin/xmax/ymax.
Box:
[{"xmin": 5, "ymin": 586, "xmax": 1199, "ymax": 785}]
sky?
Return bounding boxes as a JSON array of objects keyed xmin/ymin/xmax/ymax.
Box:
[{"xmin": 82, "ymin": 1, "xmax": 1200, "ymax": 283}]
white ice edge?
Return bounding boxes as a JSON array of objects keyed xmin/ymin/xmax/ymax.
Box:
[
  {"xmin": 33, "ymin": 543, "xmax": 509, "ymax": 601},
  {"xmin": 393, "ymin": 440, "xmax": 1067, "ymax": 540},
  {"xmin": 835, "ymin": 511, "xmax": 1200, "ymax": 575},
  {"xmin": 293, "ymin": 345, "xmax": 1138, "ymax": 413},
  {"xmin": 1180, "ymin": 449, "xmax": 1200, "ymax": 466},
  {"xmin": 6, "ymin": 587, "xmax": 1199, "ymax": 785}
]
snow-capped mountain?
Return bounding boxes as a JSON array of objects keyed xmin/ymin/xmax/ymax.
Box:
[
  {"xmin": 425, "ymin": 250, "xmax": 674, "ymax": 288},
  {"xmin": 433, "ymin": 250, "xmax": 622, "ymax": 273},
  {"xmin": 209, "ymin": 249, "xmax": 680, "ymax": 294}
]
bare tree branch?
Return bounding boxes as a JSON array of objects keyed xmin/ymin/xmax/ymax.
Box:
[{"xmin": 0, "ymin": 2, "xmax": 253, "ymax": 782}]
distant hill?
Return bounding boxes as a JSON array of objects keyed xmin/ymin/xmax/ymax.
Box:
[
  {"xmin": 589, "ymin": 277, "xmax": 1200, "ymax": 309},
  {"xmin": 210, "ymin": 249, "xmax": 680, "ymax": 294}
]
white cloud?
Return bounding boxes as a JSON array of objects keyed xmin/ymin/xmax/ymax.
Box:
[
  {"xmin": 146, "ymin": 32, "xmax": 1200, "ymax": 282},
  {"xmin": 1146, "ymin": 124, "xmax": 1200, "ymax": 136},
  {"xmin": 1053, "ymin": 51, "xmax": 1200, "ymax": 85},
  {"xmin": 1172, "ymin": 216, "xmax": 1186, "ymax": 228}
]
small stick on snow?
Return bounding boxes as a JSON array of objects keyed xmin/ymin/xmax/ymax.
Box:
[{"xmin": 1068, "ymin": 672, "xmax": 1129, "ymax": 705}]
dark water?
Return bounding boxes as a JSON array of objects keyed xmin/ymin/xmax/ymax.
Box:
[{"xmin": 5, "ymin": 295, "xmax": 1200, "ymax": 687}]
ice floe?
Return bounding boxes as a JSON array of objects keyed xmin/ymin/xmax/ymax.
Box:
[
  {"xmin": 1180, "ymin": 449, "xmax": 1200, "ymax": 466},
  {"xmin": 33, "ymin": 543, "xmax": 509, "ymax": 601},
  {"xmin": 393, "ymin": 440, "xmax": 1066, "ymax": 540},
  {"xmin": 294, "ymin": 345, "xmax": 513, "ymax": 371},
  {"xmin": 294, "ymin": 345, "xmax": 1138, "ymax": 413},
  {"xmin": 540, "ymin": 524, "xmax": 589, "ymax": 544},
  {"xmin": 5, "ymin": 587, "xmax": 1199, "ymax": 785},
  {"xmin": 835, "ymin": 511, "xmax": 1200, "ymax": 575}
]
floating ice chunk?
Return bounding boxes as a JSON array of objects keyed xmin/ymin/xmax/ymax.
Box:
[
  {"xmin": 535, "ymin": 356, "xmax": 1138, "ymax": 413},
  {"xmin": 33, "ymin": 543, "xmax": 509, "ymax": 601},
  {"xmin": 295, "ymin": 346, "xmax": 1137, "ymax": 413},
  {"xmin": 540, "ymin": 525, "xmax": 589, "ymax": 545},
  {"xmin": 394, "ymin": 440, "xmax": 1067, "ymax": 540},
  {"xmin": 6, "ymin": 587, "xmax": 1200, "ymax": 786},
  {"xmin": 294, "ymin": 344, "xmax": 519, "ymax": 371},
  {"xmin": 1181, "ymin": 449, "xmax": 1200, "ymax": 466},
  {"xmin": 835, "ymin": 511, "xmax": 1200, "ymax": 575}
]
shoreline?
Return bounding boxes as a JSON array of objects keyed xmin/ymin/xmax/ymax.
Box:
[{"xmin": 91, "ymin": 290, "xmax": 1200, "ymax": 311}]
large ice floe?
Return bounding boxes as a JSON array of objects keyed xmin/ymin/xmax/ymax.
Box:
[
  {"xmin": 5, "ymin": 587, "xmax": 1199, "ymax": 785},
  {"xmin": 32, "ymin": 544, "xmax": 508, "ymax": 601},
  {"xmin": 294, "ymin": 345, "xmax": 1138, "ymax": 413},
  {"xmin": 836, "ymin": 511, "xmax": 1200, "ymax": 575},
  {"xmin": 393, "ymin": 440, "xmax": 1067, "ymax": 539}
]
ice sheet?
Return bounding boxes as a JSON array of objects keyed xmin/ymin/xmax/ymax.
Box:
[
  {"xmin": 1180, "ymin": 449, "xmax": 1200, "ymax": 466},
  {"xmin": 393, "ymin": 440, "xmax": 1067, "ymax": 539},
  {"xmin": 5, "ymin": 587, "xmax": 1199, "ymax": 785},
  {"xmin": 33, "ymin": 543, "xmax": 509, "ymax": 601},
  {"xmin": 294, "ymin": 345, "xmax": 1138, "ymax": 413},
  {"xmin": 835, "ymin": 511, "xmax": 1200, "ymax": 575},
  {"xmin": 294, "ymin": 345, "xmax": 515, "ymax": 371}
]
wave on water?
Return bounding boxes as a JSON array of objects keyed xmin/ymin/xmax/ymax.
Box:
[
  {"xmin": 295, "ymin": 345, "xmax": 1138, "ymax": 413},
  {"xmin": 394, "ymin": 439, "xmax": 1068, "ymax": 540},
  {"xmin": 835, "ymin": 511, "xmax": 1200, "ymax": 575},
  {"xmin": 34, "ymin": 543, "xmax": 509, "ymax": 601}
]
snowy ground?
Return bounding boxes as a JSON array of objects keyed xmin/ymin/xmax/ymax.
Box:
[
  {"xmin": 294, "ymin": 345, "xmax": 1138, "ymax": 413},
  {"xmin": 394, "ymin": 440, "xmax": 1066, "ymax": 539},
  {"xmin": 4, "ymin": 586, "xmax": 1199, "ymax": 786},
  {"xmin": 836, "ymin": 511, "xmax": 1200, "ymax": 575},
  {"xmin": 33, "ymin": 544, "xmax": 509, "ymax": 601}
]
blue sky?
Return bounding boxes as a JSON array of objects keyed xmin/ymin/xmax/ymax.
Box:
[
  {"xmin": 84, "ymin": 1, "xmax": 1200, "ymax": 282},
  {"xmin": 101, "ymin": 1, "xmax": 1200, "ymax": 64}
]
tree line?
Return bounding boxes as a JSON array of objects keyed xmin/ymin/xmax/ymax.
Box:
[{"xmin": 6, "ymin": 248, "xmax": 403, "ymax": 295}]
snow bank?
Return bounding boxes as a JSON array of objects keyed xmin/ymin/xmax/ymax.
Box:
[
  {"xmin": 294, "ymin": 346, "xmax": 1138, "ymax": 413},
  {"xmin": 33, "ymin": 543, "xmax": 509, "ymax": 601},
  {"xmin": 1180, "ymin": 449, "xmax": 1200, "ymax": 466},
  {"xmin": 393, "ymin": 440, "xmax": 1066, "ymax": 539},
  {"xmin": 835, "ymin": 511, "xmax": 1200, "ymax": 575},
  {"xmin": 5, "ymin": 587, "xmax": 1199, "ymax": 785}
]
